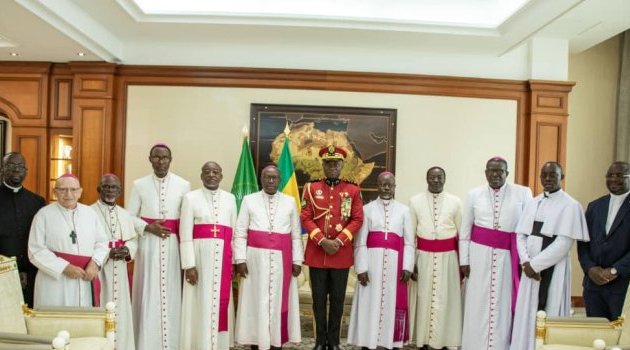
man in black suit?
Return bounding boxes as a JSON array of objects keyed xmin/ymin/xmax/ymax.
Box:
[
  {"xmin": 0, "ymin": 152, "xmax": 46, "ymax": 306},
  {"xmin": 578, "ymin": 161, "xmax": 630, "ymax": 320}
]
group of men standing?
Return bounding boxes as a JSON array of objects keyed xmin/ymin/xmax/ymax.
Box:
[{"xmin": 1, "ymin": 143, "xmax": 629, "ymax": 350}]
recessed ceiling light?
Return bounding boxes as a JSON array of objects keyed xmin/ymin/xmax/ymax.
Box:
[
  {"xmin": 77, "ymin": 52, "xmax": 85, "ymax": 57},
  {"xmin": 9, "ymin": 52, "xmax": 18, "ymax": 56}
]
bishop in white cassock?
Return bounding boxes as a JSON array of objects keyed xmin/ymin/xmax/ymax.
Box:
[
  {"xmin": 347, "ymin": 172, "xmax": 414, "ymax": 350},
  {"xmin": 459, "ymin": 157, "xmax": 532, "ymax": 350},
  {"xmin": 92, "ymin": 174, "xmax": 137, "ymax": 350},
  {"xmin": 127, "ymin": 144, "xmax": 191, "ymax": 350},
  {"xmin": 408, "ymin": 167, "xmax": 462, "ymax": 350},
  {"xmin": 28, "ymin": 174, "xmax": 109, "ymax": 308},
  {"xmin": 180, "ymin": 162, "xmax": 237, "ymax": 350},
  {"xmin": 234, "ymin": 166, "xmax": 303, "ymax": 350},
  {"xmin": 510, "ymin": 162, "xmax": 589, "ymax": 350}
]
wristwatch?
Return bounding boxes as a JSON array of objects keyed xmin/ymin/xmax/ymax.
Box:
[{"xmin": 611, "ymin": 267, "xmax": 618, "ymax": 275}]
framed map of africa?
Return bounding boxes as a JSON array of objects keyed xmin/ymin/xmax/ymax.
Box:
[{"xmin": 250, "ymin": 103, "xmax": 397, "ymax": 203}]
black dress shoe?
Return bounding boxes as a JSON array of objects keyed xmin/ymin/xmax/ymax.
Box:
[
  {"xmin": 312, "ymin": 345, "xmax": 326, "ymax": 350},
  {"xmin": 270, "ymin": 347, "xmax": 282, "ymax": 350},
  {"xmin": 328, "ymin": 345, "xmax": 341, "ymax": 350},
  {"xmin": 250, "ymin": 346, "xmax": 259, "ymax": 350}
]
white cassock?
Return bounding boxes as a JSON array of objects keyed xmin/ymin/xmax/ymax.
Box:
[
  {"xmin": 347, "ymin": 198, "xmax": 415, "ymax": 349},
  {"xmin": 180, "ymin": 188, "xmax": 237, "ymax": 350},
  {"xmin": 127, "ymin": 172, "xmax": 190, "ymax": 350},
  {"xmin": 408, "ymin": 191, "xmax": 462, "ymax": 349},
  {"xmin": 234, "ymin": 191, "xmax": 303, "ymax": 349},
  {"xmin": 510, "ymin": 190, "xmax": 589, "ymax": 350},
  {"xmin": 92, "ymin": 201, "xmax": 137, "ymax": 350},
  {"xmin": 28, "ymin": 202, "xmax": 109, "ymax": 307},
  {"xmin": 459, "ymin": 183, "xmax": 532, "ymax": 350}
]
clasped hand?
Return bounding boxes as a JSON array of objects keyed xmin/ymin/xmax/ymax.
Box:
[
  {"xmin": 320, "ymin": 238, "xmax": 341, "ymax": 255},
  {"xmin": 588, "ymin": 266, "xmax": 618, "ymax": 286},
  {"xmin": 63, "ymin": 260, "xmax": 99, "ymax": 281},
  {"xmin": 109, "ymin": 246, "xmax": 130, "ymax": 261}
]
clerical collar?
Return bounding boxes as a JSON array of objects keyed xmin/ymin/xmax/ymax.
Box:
[
  {"xmin": 488, "ymin": 183, "xmax": 506, "ymax": 192},
  {"xmin": 57, "ymin": 202, "xmax": 78, "ymax": 212},
  {"xmin": 379, "ymin": 198, "xmax": 391, "ymax": 206},
  {"xmin": 543, "ymin": 188, "xmax": 562, "ymax": 198},
  {"xmin": 325, "ymin": 178, "xmax": 340, "ymax": 186},
  {"xmin": 3, "ymin": 181, "xmax": 22, "ymax": 193},
  {"xmin": 610, "ymin": 190, "xmax": 630, "ymax": 202},
  {"xmin": 152, "ymin": 172, "xmax": 170, "ymax": 181},
  {"xmin": 203, "ymin": 187, "xmax": 218, "ymax": 195},
  {"xmin": 99, "ymin": 199, "xmax": 116, "ymax": 207}
]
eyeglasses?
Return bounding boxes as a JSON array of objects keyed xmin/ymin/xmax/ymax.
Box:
[
  {"xmin": 605, "ymin": 173, "xmax": 630, "ymax": 179},
  {"xmin": 55, "ymin": 187, "xmax": 81, "ymax": 193},
  {"xmin": 3, "ymin": 164, "xmax": 27, "ymax": 171}
]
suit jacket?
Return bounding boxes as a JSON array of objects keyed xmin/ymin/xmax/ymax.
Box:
[{"xmin": 578, "ymin": 193, "xmax": 630, "ymax": 293}]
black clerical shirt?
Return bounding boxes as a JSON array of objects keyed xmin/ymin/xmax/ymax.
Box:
[{"xmin": 0, "ymin": 183, "xmax": 45, "ymax": 280}]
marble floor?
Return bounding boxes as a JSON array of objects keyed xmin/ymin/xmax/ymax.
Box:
[{"xmin": 233, "ymin": 340, "xmax": 418, "ymax": 349}]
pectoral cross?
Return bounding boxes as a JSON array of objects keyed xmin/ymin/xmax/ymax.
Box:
[
  {"xmin": 69, "ymin": 230, "xmax": 77, "ymax": 244},
  {"xmin": 211, "ymin": 224, "xmax": 220, "ymax": 238}
]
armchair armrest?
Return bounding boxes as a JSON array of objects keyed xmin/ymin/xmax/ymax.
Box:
[
  {"xmin": 23, "ymin": 302, "xmax": 115, "ymax": 341},
  {"xmin": 537, "ymin": 311, "xmax": 624, "ymax": 348},
  {"xmin": 0, "ymin": 331, "xmax": 68, "ymax": 350}
]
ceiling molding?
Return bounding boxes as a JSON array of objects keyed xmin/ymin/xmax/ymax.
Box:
[{"xmin": 15, "ymin": 0, "xmax": 123, "ymax": 62}]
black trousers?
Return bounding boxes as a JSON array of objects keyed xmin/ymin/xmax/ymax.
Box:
[
  {"xmin": 309, "ymin": 267, "xmax": 349, "ymax": 346},
  {"xmin": 584, "ymin": 287, "xmax": 627, "ymax": 321}
]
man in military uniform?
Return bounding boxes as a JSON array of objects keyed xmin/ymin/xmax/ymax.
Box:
[{"xmin": 301, "ymin": 145, "xmax": 364, "ymax": 350}]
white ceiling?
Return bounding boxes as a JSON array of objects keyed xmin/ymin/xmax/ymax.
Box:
[{"xmin": 0, "ymin": 0, "xmax": 628, "ymax": 78}]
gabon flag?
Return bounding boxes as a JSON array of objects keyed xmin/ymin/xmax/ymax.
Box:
[{"xmin": 277, "ymin": 124, "xmax": 301, "ymax": 213}]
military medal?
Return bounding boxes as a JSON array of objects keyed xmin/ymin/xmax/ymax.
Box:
[
  {"xmin": 340, "ymin": 192, "xmax": 351, "ymax": 220},
  {"xmin": 335, "ymin": 224, "xmax": 343, "ymax": 232}
]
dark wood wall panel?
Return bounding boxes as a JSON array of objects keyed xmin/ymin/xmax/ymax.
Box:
[
  {"xmin": 11, "ymin": 127, "xmax": 47, "ymax": 196},
  {"xmin": 49, "ymin": 77, "xmax": 73, "ymax": 126},
  {"xmin": 526, "ymin": 81, "xmax": 572, "ymax": 193},
  {"xmin": 72, "ymin": 99, "xmax": 110, "ymax": 204},
  {"xmin": 0, "ymin": 62, "xmax": 575, "ymax": 201}
]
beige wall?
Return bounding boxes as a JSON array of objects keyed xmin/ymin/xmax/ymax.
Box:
[
  {"xmin": 124, "ymin": 34, "xmax": 621, "ymax": 298},
  {"xmin": 567, "ymin": 35, "xmax": 621, "ymax": 297},
  {"xmin": 125, "ymin": 86, "xmax": 516, "ymax": 205}
]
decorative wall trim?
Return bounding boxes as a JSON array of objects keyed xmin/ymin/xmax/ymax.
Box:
[{"xmin": 0, "ymin": 62, "xmax": 575, "ymax": 200}]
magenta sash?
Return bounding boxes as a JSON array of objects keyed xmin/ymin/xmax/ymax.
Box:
[
  {"xmin": 247, "ymin": 229, "xmax": 292, "ymax": 344},
  {"xmin": 192, "ymin": 224, "xmax": 233, "ymax": 332},
  {"xmin": 417, "ymin": 236, "xmax": 458, "ymax": 252},
  {"xmin": 140, "ymin": 217, "xmax": 180, "ymax": 240},
  {"xmin": 54, "ymin": 251, "xmax": 101, "ymax": 307},
  {"xmin": 470, "ymin": 224, "xmax": 520, "ymax": 314},
  {"xmin": 366, "ymin": 231, "xmax": 409, "ymax": 343}
]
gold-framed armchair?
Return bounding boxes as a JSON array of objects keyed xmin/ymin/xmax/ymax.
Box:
[
  {"xmin": 535, "ymin": 282, "xmax": 630, "ymax": 350},
  {"xmin": 0, "ymin": 255, "xmax": 115, "ymax": 350}
]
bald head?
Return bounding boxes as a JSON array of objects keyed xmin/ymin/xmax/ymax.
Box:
[
  {"xmin": 98, "ymin": 174, "xmax": 122, "ymax": 204},
  {"xmin": 540, "ymin": 161, "xmax": 564, "ymax": 193},
  {"xmin": 55, "ymin": 176, "xmax": 82, "ymax": 209},
  {"xmin": 201, "ymin": 161, "xmax": 223, "ymax": 190},
  {"xmin": 261, "ymin": 165, "xmax": 280, "ymax": 195},
  {"xmin": 377, "ymin": 172, "xmax": 396, "ymax": 200},
  {"xmin": 2, "ymin": 152, "xmax": 27, "ymax": 187},
  {"xmin": 606, "ymin": 161, "xmax": 630, "ymax": 195}
]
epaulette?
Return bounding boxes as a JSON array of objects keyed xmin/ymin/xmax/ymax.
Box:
[{"xmin": 309, "ymin": 178, "xmax": 323, "ymax": 183}]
